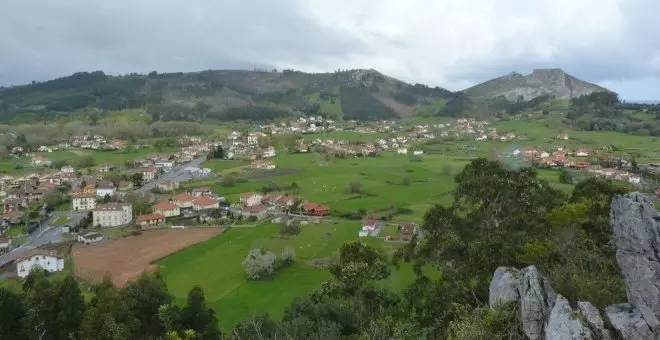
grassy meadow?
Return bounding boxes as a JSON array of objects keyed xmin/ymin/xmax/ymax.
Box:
[{"xmin": 157, "ymin": 222, "xmax": 431, "ymax": 329}]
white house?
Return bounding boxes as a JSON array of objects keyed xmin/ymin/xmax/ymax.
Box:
[
  {"xmin": 96, "ymin": 183, "xmax": 116, "ymax": 198},
  {"xmin": 413, "ymin": 150, "xmax": 424, "ymax": 156},
  {"xmin": 155, "ymin": 159, "xmax": 174, "ymax": 168},
  {"xmin": 152, "ymin": 201, "xmax": 181, "ymax": 217},
  {"xmin": 262, "ymin": 146, "xmax": 276, "ymax": 158},
  {"xmin": 72, "ymin": 193, "xmax": 96, "ymax": 211},
  {"xmin": 192, "ymin": 197, "xmax": 219, "ymax": 211},
  {"xmin": 247, "ymin": 133, "xmax": 260, "ymax": 145},
  {"xmin": 60, "ymin": 166, "xmax": 76, "ymax": 174},
  {"xmin": 397, "ymin": 148, "xmax": 408, "ymax": 155},
  {"xmin": 93, "ymin": 203, "xmax": 133, "ymax": 227},
  {"xmin": 240, "ymin": 192, "xmax": 263, "ymax": 207},
  {"xmin": 576, "ymin": 149, "xmax": 590, "ymax": 157},
  {"xmin": 629, "ymin": 175, "xmax": 642, "ymax": 184},
  {"xmin": 78, "ymin": 231, "xmax": 103, "ymax": 245},
  {"xmin": 16, "ymin": 249, "xmax": 65, "ymax": 278},
  {"xmin": 0, "ymin": 237, "xmax": 11, "ymax": 251},
  {"xmin": 142, "ymin": 167, "xmax": 158, "ymax": 182}
]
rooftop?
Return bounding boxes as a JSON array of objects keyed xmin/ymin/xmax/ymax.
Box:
[
  {"xmin": 15, "ymin": 248, "xmax": 62, "ymax": 262},
  {"xmin": 152, "ymin": 201, "xmax": 179, "ymax": 211},
  {"xmin": 136, "ymin": 213, "xmax": 165, "ymax": 222}
]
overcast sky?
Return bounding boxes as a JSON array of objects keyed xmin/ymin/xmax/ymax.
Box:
[{"xmin": 1, "ymin": 0, "xmax": 659, "ymax": 100}]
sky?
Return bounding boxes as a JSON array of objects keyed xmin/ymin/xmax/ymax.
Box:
[{"xmin": 1, "ymin": 0, "xmax": 659, "ymax": 100}]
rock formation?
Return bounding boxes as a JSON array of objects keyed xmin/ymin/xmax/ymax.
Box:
[{"xmin": 489, "ymin": 192, "xmax": 660, "ymax": 339}]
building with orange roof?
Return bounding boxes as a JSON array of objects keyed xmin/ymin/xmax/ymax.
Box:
[{"xmin": 152, "ymin": 201, "xmax": 180, "ymax": 217}]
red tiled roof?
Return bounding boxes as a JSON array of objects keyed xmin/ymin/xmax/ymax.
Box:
[
  {"xmin": 245, "ymin": 204, "xmax": 268, "ymax": 213},
  {"xmin": 141, "ymin": 167, "xmax": 157, "ymax": 173},
  {"xmin": 241, "ymin": 192, "xmax": 255, "ymax": 199},
  {"xmin": 152, "ymin": 201, "xmax": 178, "ymax": 211},
  {"xmin": 192, "ymin": 197, "xmax": 217, "ymax": 206},
  {"xmin": 173, "ymin": 193, "xmax": 195, "ymax": 202},
  {"xmin": 192, "ymin": 187, "xmax": 211, "ymax": 193},
  {"xmin": 39, "ymin": 182, "xmax": 57, "ymax": 190},
  {"xmin": 136, "ymin": 213, "xmax": 165, "ymax": 222},
  {"xmin": 363, "ymin": 219, "xmax": 378, "ymax": 227},
  {"xmin": 303, "ymin": 203, "xmax": 329, "ymax": 211},
  {"xmin": 1, "ymin": 211, "xmax": 23, "ymax": 218}
]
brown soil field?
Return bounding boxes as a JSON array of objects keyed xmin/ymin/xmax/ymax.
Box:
[{"xmin": 72, "ymin": 228, "xmax": 224, "ymax": 287}]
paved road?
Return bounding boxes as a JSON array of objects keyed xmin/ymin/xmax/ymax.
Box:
[
  {"xmin": 138, "ymin": 157, "xmax": 210, "ymax": 192},
  {"xmin": 0, "ymin": 218, "xmax": 64, "ymax": 269}
]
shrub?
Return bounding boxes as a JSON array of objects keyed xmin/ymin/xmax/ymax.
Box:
[
  {"xmin": 242, "ymin": 248, "xmax": 277, "ymax": 280},
  {"xmin": 280, "ymin": 222, "xmax": 301, "ymax": 235},
  {"xmin": 347, "ymin": 181, "xmax": 363, "ymax": 194},
  {"xmin": 280, "ymin": 247, "xmax": 295, "ymax": 266}
]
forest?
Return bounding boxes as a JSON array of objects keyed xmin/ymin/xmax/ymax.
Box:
[{"xmin": 0, "ymin": 159, "xmax": 632, "ymax": 339}]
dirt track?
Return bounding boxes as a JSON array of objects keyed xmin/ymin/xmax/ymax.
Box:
[{"xmin": 72, "ymin": 228, "xmax": 224, "ymax": 287}]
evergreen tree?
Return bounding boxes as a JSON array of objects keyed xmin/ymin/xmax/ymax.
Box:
[
  {"xmin": 55, "ymin": 275, "xmax": 86, "ymax": 339},
  {"xmin": 120, "ymin": 273, "xmax": 172, "ymax": 339},
  {"xmin": 180, "ymin": 286, "xmax": 222, "ymax": 340},
  {"xmin": 0, "ymin": 288, "xmax": 27, "ymax": 340},
  {"xmin": 81, "ymin": 277, "xmax": 127, "ymax": 340}
]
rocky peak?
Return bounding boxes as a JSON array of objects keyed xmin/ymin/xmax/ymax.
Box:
[{"xmin": 488, "ymin": 192, "xmax": 660, "ymax": 339}]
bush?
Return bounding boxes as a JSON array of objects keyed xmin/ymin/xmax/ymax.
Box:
[
  {"xmin": 559, "ymin": 170, "xmax": 573, "ymax": 184},
  {"xmin": 442, "ymin": 164, "xmax": 452, "ymax": 176},
  {"xmin": 247, "ymin": 216, "xmax": 258, "ymax": 223},
  {"xmin": 347, "ymin": 181, "xmax": 363, "ymax": 194},
  {"xmin": 281, "ymin": 247, "xmax": 295, "ymax": 266},
  {"xmin": 280, "ymin": 222, "xmax": 301, "ymax": 235},
  {"xmin": 242, "ymin": 248, "xmax": 277, "ymax": 280}
]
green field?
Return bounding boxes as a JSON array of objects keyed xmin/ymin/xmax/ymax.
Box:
[
  {"xmin": 157, "ymin": 222, "xmax": 427, "ymax": 329},
  {"xmin": 53, "ymin": 216, "xmax": 70, "ymax": 225}
]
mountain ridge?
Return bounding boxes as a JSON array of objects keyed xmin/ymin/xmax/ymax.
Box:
[{"xmin": 463, "ymin": 68, "xmax": 610, "ymax": 102}]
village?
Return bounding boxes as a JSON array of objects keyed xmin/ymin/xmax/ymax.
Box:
[{"xmin": 0, "ymin": 117, "xmax": 652, "ymax": 281}]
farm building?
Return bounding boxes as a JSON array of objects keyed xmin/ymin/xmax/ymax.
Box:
[
  {"xmin": 136, "ymin": 213, "xmax": 166, "ymax": 227},
  {"xmin": 78, "ymin": 231, "xmax": 103, "ymax": 245}
]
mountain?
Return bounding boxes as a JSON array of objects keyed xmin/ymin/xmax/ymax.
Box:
[
  {"xmin": 0, "ymin": 69, "xmax": 454, "ymax": 123},
  {"xmin": 463, "ymin": 68, "xmax": 611, "ymax": 102}
]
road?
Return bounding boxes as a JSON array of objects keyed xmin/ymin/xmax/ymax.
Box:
[
  {"xmin": 0, "ymin": 217, "xmax": 64, "ymax": 269},
  {"xmin": 138, "ymin": 157, "xmax": 209, "ymax": 192}
]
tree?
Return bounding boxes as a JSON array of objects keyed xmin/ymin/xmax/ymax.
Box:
[
  {"xmin": 124, "ymin": 192, "xmax": 151, "ymax": 215},
  {"xmin": 220, "ymin": 175, "xmax": 235, "ymax": 187},
  {"xmin": 22, "ymin": 270, "xmax": 57, "ymax": 339},
  {"xmin": 129, "ymin": 173, "xmax": 143, "ymax": 187},
  {"xmin": 54, "ymin": 275, "xmax": 86, "ymax": 339},
  {"xmin": 441, "ymin": 164, "xmax": 452, "ymax": 176},
  {"xmin": 631, "ymin": 157, "xmax": 639, "ymax": 173},
  {"xmin": 330, "ymin": 241, "xmax": 390, "ymax": 292},
  {"xmin": 281, "ymin": 247, "xmax": 295, "ymax": 266},
  {"xmin": 0, "ymin": 288, "xmax": 27, "ymax": 340},
  {"xmin": 43, "ymin": 191, "xmax": 64, "ymax": 209},
  {"xmin": 347, "ymin": 181, "xmax": 363, "ymax": 194},
  {"xmin": 210, "ymin": 145, "xmax": 225, "ymax": 159},
  {"xmin": 120, "ymin": 273, "xmax": 172, "ymax": 339},
  {"xmin": 78, "ymin": 155, "xmax": 95, "ymax": 168},
  {"xmin": 558, "ymin": 169, "xmax": 573, "ymax": 184},
  {"xmin": 242, "ymin": 248, "xmax": 277, "ymax": 280},
  {"xmin": 81, "ymin": 276, "xmax": 127, "ymax": 340},
  {"xmin": 229, "ymin": 314, "xmax": 279, "ymax": 340},
  {"xmin": 179, "ymin": 286, "xmax": 223, "ymax": 340}
]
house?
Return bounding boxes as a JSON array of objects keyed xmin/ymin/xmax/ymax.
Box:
[
  {"xmin": 262, "ymin": 193, "xmax": 282, "ymax": 206},
  {"xmin": 152, "ymin": 201, "xmax": 181, "ymax": 218},
  {"xmin": 576, "ymin": 149, "xmax": 590, "ymax": 157},
  {"xmin": 397, "ymin": 148, "xmax": 408, "ymax": 155},
  {"xmin": 240, "ymin": 204, "xmax": 271, "ymax": 219},
  {"xmin": 93, "ymin": 203, "xmax": 132, "ymax": 227},
  {"xmin": 77, "ymin": 231, "xmax": 103, "ymax": 245},
  {"xmin": 72, "ymin": 193, "xmax": 96, "ymax": 211},
  {"xmin": 96, "ymin": 182, "xmax": 116, "ymax": 198},
  {"xmin": 98, "ymin": 164, "xmax": 116, "ymax": 173},
  {"xmin": 157, "ymin": 180, "xmax": 180, "ymax": 192},
  {"xmin": 275, "ymin": 196, "xmax": 296, "ymax": 209},
  {"xmin": 142, "ymin": 167, "xmax": 158, "ymax": 182},
  {"xmin": 3, "ymin": 198, "xmax": 25, "ymax": 212},
  {"xmin": 60, "ymin": 166, "xmax": 76, "ymax": 174},
  {"xmin": 136, "ymin": 213, "xmax": 166, "ymax": 227},
  {"xmin": 413, "ymin": 150, "xmax": 424, "ymax": 156},
  {"xmin": 629, "ymin": 174, "xmax": 642, "ymax": 184},
  {"xmin": 15, "ymin": 248, "xmax": 64, "ymax": 278},
  {"xmin": 400, "ymin": 223, "xmax": 418, "ymax": 241},
  {"xmin": 31, "ymin": 156, "xmax": 52, "ymax": 166},
  {"xmin": 240, "ymin": 192, "xmax": 263, "ymax": 207},
  {"xmin": 262, "ymin": 146, "xmax": 276, "ymax": 158},
  {"xmin": 0, "ymin": 237, "xmax": 11, "ymax": 251},
  {"xmin": 251, "ymin": 160, "xmax": 276, "ymax": 169},
  {"xmin": 173, "ymin": 193, "xmax": 195, "ymax": 209},
  {"xmin": 192, "ymin": 197, "xmax": 219, "ymax": 211},
  {"xmin": 39, "ymin": 182, "xmax": 58, "ymax": 192},
  {"xmin": 118, "ymin": 181, "xmax": 134, "ymax": 191},
  {"xmin": 154, "ymin": 159, "xmax": 174, "ymax": 168},
  {"xmin": 1, "ymin": 211, "xmax": 24, "ymax": 225},
  {"xmin": 361, "ymin": 219, "xmax": 379, "ymax": 232},
  {"xmin": 191, "ymin": 187, "xmax": 213, "ymax": 197},
  {"xmin": 303, "ymin": 203, "xmax": 330, "ymax": 216}
]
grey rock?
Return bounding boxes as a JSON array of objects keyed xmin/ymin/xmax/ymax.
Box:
[
  {"xmin": 489, "ymin": 267, "xmax": 521, "ymax": 308},
  {"xmin": 606, "ymin": 303, "xmax": 654, "ymax": 340},
  {"xmin": 545, "ymin": 295, "xmax": 594, "ymax": 340},
  {"xmin": 577, "ymin": 301, "xmax": 611, "ymax": 340},
  {"xmin": 520, "ymin": 265, "xmax": 558, "ymax": 340},
  {"xmin": 464, "ymin": 68, "xmax": 610, "ymax": 102},
  {"xmin": 611, "ymin": 193, "xmax": 660, "ymax": 319}
]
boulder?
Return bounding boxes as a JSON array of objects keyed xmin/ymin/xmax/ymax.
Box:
[
  {"xmin": 611, "ymin": 192, "xmax": 660, "ymax": 318},
  {"xmin": 545, "ymin": 295, "xmax": 594, "ymax": 339},
  {"xmin": 577, "ymin": 301, "xmax": 611, "ymax": 340},
  {"xmin": 606, "ymin": 303, "xmax": 654, "ymax": 340},
  {"xmin": 520, "ymin": 265, "xmax": 557, "ymax": 340},
  {"xmin": 489, "ymin": 267, "xmax": 521, "ymax": 308}
]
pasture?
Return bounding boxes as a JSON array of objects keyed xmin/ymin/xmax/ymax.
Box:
[{"xmin": 157, "ymin": 222, "xmax": 429, "ymax": 329}]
